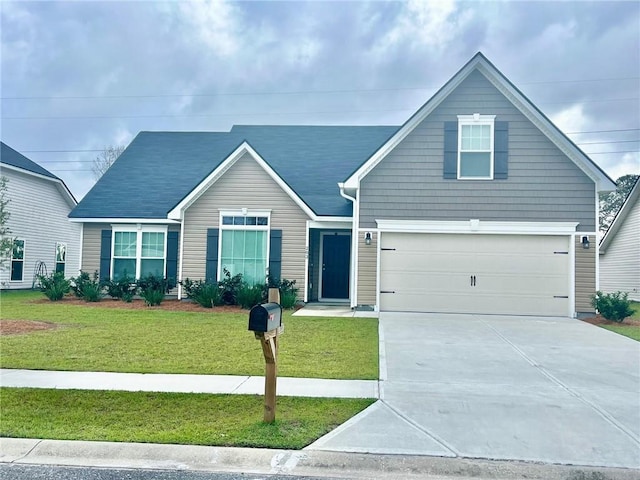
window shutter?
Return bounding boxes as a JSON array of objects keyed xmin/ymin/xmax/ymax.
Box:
[
  {"xmin": 269, "ymin": 229, "xmax": 283, "ymax": 282},
  {"xmin": 205, "ymin": 229, "xmax": 219, "ymax": 283},
  {"xmin": 99, "ymin": 229, "xmax": 112, "ymax": 281},
  {"xmin": 494, "ymin": 121, "xmax": 508, "ymax": 179},
  {"xmin": 443, "ymin": 121, "xmax": 458, "ymax": 179},
  {"xmin": 166, "ymin": 231, "xmax": 179, "ymax": 288}
]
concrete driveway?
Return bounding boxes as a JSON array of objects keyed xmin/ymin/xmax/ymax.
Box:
[{"xmin": 308, "ymin": 313, "xmax": 640, "ymax": 469}]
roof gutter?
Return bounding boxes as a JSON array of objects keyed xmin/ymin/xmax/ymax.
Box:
[{"xmin": 339, "ymin": 182, "xmax": 359, "ymax": 309}]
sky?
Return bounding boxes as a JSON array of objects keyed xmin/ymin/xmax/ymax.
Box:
[{"xmin": 1, "ymin": 0, "xmax": 639, "ymax": 201}]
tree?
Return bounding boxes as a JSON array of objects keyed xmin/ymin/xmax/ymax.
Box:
[
  {"xmin": 92, "ymin": 145, "xmax": 125, "ymax": 180},
  {"xmin": 0, "ymin": 176, "xmax": 13, "ymax": 262},
  {"xmin": 599, "ymin": 174, "xmax": 639, "ymax": 233}
]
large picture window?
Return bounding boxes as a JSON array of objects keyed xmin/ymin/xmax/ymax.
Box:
[
  {"xmin": 458, "ymin": 114, "xmax": 495, "ymax": 179},
  {"xmin": 10, "ymin": 239, "xmax": 25, "ymax": 281},
  {"xmin": 112, "ymin": 227, "xmax": 166, "ymax": 280},
  {"xmin": 219, "ymin": 212, "xmax": 269, "ymax": 285}
]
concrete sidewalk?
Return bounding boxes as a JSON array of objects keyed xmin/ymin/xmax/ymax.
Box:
[{"xmin": 0, "ymin": 369, "xmax": 378, "ymax": 399}]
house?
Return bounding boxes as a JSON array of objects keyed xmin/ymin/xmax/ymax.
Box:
[
  {"xmin": 599, "ymin": 179, "xmax": 640, "ymax": 300},
  {"xmin": 69, "ymin": 53, "xmax": 615, "ymax": 317},
  {"xmin": 0, "ymin": 142, "xmax": 81, "ymax": 289}
]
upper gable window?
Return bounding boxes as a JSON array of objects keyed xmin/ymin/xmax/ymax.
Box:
[{"xmin": 457, "ymin": 114, "xmax": 495, "ymax": 180}]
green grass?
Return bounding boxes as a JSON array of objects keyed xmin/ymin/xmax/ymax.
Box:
[
  {"xmin": 0, "ymin": 387, "xmax": 374, "ymax": 449},
  {"xmin": 0, "ymin": 291, "xmax": 378, "ymax": 379}
]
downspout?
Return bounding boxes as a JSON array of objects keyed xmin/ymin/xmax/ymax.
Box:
[{"xmin": 338, "ymin": 182, "xmax": 358, "ymax": 309}]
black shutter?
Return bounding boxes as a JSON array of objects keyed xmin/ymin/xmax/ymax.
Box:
[
  {"xmin": 494, "ymin": 121, "xmax": 509, "ymax": 179},
  {"xmin": 443, "ymin": 121, "xmax": 458, "ymax": 179},
  {"xmin": 269, "ymin": 229, "xmax": 283, "ymax": 282},
  {"xmin": 166, "ymin": 231, "xmax": 179, "ymax": 287},
  {"xmin": 205, "ymin": 228, "xmax": 219, "ymax": 283},
  {"xmin": 99, "ymin": 229, "xmax": 112, "ymax": 281}
]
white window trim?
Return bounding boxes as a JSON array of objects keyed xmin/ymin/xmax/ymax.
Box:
[
  {"xmin": 111, "ymin": 225, "xmax": 168, "ymax": 279},
  {"xmin": 218, "ymin": 210, "xmax": 271, "ymax": 283},
  {"xmin": 10, "ymin": 238, "xmax": 25, "ymax": 282},
  {"xmin": 457, "ymin": 113, "xmax": 496, "ymax": 180}
]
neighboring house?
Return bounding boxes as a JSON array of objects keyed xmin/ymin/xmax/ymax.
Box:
[
  {"xmin": 599, "ymin": 179, "xmax": 640, "ymax": 300},
  {"xmin": 69, "ymin": 53, "xmax": 615, "ymax": 317},
  {"xmin": 0, "ymin": 142, "xmax": 81, "ymax": 289}
]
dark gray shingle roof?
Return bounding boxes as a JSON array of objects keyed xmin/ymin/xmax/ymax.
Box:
[
  {"xmin": 70, "ymin": 125, "xmax": 399, "ymax": 219},
  {"xmin": 1, "ymin": 142, "xmax": 60, "ymax": 180}
]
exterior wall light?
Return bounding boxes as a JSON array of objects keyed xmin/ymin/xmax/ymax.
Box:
[
  {"xmin": 365, "ymin": 232, "xmax": 372, "ymax": 246},
  {"xmin": 581, "ymin": 236, "xmax": 590, "ymax": 249}
]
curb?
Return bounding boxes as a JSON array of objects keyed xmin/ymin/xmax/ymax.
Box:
[{"xmin": 1, "ymin": 438, "xmax": 638, "ymax": 480}]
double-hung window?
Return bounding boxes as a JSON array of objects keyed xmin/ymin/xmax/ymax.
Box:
[
  {"xmin": 112, "ymin": 226, "xmax": 167, "ymax": 280},
  {"xmin": 55, "ymin": 243, "xmax": 66, "ymax": 274},
  {"xmin": 458, "ymin": 114, "xmax": 495, "ymax": 179},
  {"xmin": 219, "ymin": 212, "xmax": 269, "ymax": 285},
  {"xmin": 10, "ymin": 239, "xmax": 25, "ymax": 281}
]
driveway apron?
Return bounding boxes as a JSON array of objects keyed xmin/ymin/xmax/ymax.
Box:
[{"xmin": 307, "ymin": 313, "xmax": 640, "ymax": 469}]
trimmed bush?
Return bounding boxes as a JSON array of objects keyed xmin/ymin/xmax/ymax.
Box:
[
  {"xmin": 38, "ymin": 271, "xmax": 70, "ymax": 301},
  {"xmin": 70, "ymin": 271, "xmax": 102, "ymax": 302},
  {"xmin": 103, "ymin": 275, "xmax": 137, "ymax": 302},
  {"xmin": 136, "ymin": 274, "xmax": 170, "ymax": 306},
  {"xmin": 266, "ymin": 276, "xmax": 299, "ymax": 309},
  {"xmin": 180, "ymin": 278, "xmax": 222, "ymax": 308},
  {"xmin": 219, "ymin": 269, "xmax": 244, "ymax": 305},
  {"xmin": 237, "ymin": 283, "xmax": 265, "ymax": 309},
  {"xmin": 591, "ymin": 291, "xmax": 634, "ymax": 323}
]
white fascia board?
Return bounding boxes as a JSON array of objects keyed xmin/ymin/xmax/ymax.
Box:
[
  {"xmin": 167, "ymin": 141, "xmax": 317, "ymax": 221},
  {"xmin": 308, "ymin": 219, "xmax": 352, "ymax": 229},
  {"xmin": 69, "ymin": 218, "xmax": 181, "ymax": 224},
  {"xmin": 375, "ymin": 219, "xmax": 579, "ymax": 235},
  {"xmin": 1, "ymin": 162, "xmax": 78, "ymax": 206}
]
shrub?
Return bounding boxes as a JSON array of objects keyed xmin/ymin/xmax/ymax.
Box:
[
  {"xmin": 180, "ymin": 278, "xmax": 222, "ymax": 308},
  {"xmin": 103, "ymin": 275, "xmax": 137, "ymax": 302},
  {"xmin": 236, "ymin": 283, "xmax": 265, "ymax": 309},
  {"xmin": 136, "ymin": 274, "xmax": 170, "ymax": 306},
  {"xmin": 38, "ymin": 271, "xmax": 70, "ymax": 301},
  {"xmin": 218, "ymin": 268, "xmax": 244, "ymax": 305},
  {"xmin": 70, "ymin": 271, "xmax": 102, "ymax": 302},
  {"xmin": 591, "ymin": 291, "xmax": 634, "ymax": 323},
  {"xmin": 265, "ymin": 276, "xmax": 299, "ymax": 309}
]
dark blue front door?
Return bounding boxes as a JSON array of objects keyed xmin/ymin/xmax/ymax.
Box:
[{"xmin": 321, "ymin": 234, "xmax": 350, "ymax": 299}]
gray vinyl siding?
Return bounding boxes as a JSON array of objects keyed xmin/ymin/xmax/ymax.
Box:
[
  {"xmin": 600, "ymin": 199, "xmax": 640, "ymax": 300},
  {"xmin": 182, "ymin": 152, "xmax": 310, "ymax": 294},
  {"xmin": 359, "ymin": 70, "xmax": 596, "ymax": 231},
  {"xmin": 575, "ymin": 234, "xmax": 596, "ymax": 314},
  {"xmin": 81, "ymin": 223, "xmax": 109, "ymax": 276},
  {"xmin": 357, "ymin": 231, "xmax": 377, "ymax": 306},
  {"xmin": 0, "ymin": 168, "xmax": 81, "ymax": 289}
]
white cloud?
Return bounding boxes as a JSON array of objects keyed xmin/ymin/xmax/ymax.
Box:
[
  {"xmin": 549, "ymin": 103, "xmax": 589, "ymax": 134},
  {"xmin": 373, "ymin": 0, "xmax": 473, "ymax": 54},
  {"xmin": 178, "ymin": 0, "xmax": 242, "ymax": 57}
]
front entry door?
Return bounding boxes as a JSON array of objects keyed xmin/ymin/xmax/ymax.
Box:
[{"xmin": 321, "ymin": 234, "xmax": 350, "ymax": 299}]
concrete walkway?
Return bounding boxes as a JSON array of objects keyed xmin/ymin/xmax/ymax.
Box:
[{"xmin": 0, "ymin": 369, "xmax": 378, "ymax": 399}]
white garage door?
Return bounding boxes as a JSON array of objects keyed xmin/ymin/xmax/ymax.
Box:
[{"xmin": 379, "ymin": 233, "xmax": 570, "ymax": 316}]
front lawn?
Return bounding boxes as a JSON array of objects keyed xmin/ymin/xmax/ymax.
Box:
[
  {"xmin": 0, "ymin": 291, "xmax": 378, "ymax": 379},
  {"xmin": 0, "ymin": 387, "xmax": 374, "ymax": 449}
]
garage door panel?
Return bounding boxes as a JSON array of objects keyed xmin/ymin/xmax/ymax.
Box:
[{"xmin": 379, "ymin": 232, "xmax": 570, "ymax": 316}]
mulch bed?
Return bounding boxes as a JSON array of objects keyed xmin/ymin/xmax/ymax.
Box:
[
  {"xmin": 0, "ymin": 296, "xmax": 245, "ymax": 336},
  {"xmin": 580, "ymin": 315, "xmax": 640, "ymax": 327}
]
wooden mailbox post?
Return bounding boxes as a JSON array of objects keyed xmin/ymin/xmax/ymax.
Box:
[{"xmin": 249, "ymin": 288, "xmax": 282, "ymax": 423}]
